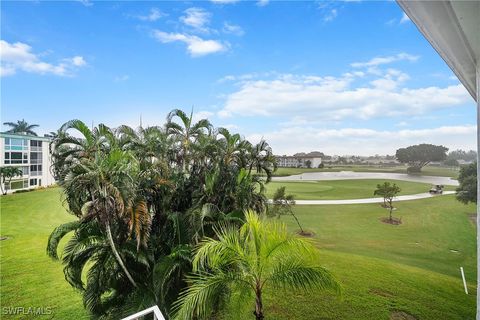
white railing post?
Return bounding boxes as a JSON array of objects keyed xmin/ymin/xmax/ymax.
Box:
[{"xmin": 120, "ymin": 305, "xmax": 166, "ymax": 320}]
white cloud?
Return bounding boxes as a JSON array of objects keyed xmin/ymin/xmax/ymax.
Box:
[
  {"xmin": 323, "ymin": 9, "xmax": 338, "ymax": 22},
  {"xmin": 218, "ymin": 67, "xmax": 471, "ymax": 121},
  {"xmin": 70, "ymin": 56, "xmax": 86, "ymax": 66},
  {"xmin": 256, "ymin": 0, "xmax": 269, "ymax": 6},
  {"xmin": 247, "ymin": 125, "xmax": 477, "ymax": 156},
  {"xmin": 192, "ymin": 110, "xmax": 214, "ymax": 123},
  {"xmin": 210, "ymin": 0, "xmax": 240, "ymax": 4},
  {"xmin": 153, "ymin": 30, "xmax": 228, "ymax": 57},
  {"xmin": 77, "ymin": 0, "xmax": 93, "ymax": 7},
  {"xmin": 400, "ymin": 12, "xmax": 411, "ymax": 24},
  {"xmin": 137, "ymin": 8, "xmax": 165, "ymax": 22},
  {"xmin": 351, "ymin": 53, "xmax": 419, "ymax": 68},
  {"xmin": 223, "ymin": 22, "xmax": 244, "ymax": 36},
  {"xmin": 180, "ymin": 8, "xmax": 211, "ymax": 33},
  {"xmin": 0, "ymin": 40, "xmax": 86, "ymax": 77}
]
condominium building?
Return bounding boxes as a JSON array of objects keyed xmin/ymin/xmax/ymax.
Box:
[
  {"xmin": 275, "ymin": 155, "xmax": 322, "ymax": 168},
  {"xmin": 0, "ymin": 133, "xmax": 55, "ymax": 193}
]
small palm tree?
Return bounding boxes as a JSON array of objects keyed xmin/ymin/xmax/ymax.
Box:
[
  {"xmin": 270, "ymin": 186, "xmax": 305, "ymax": 234},
  {"xmin": 0, "ymin": 166, "xmax": 23, "ymax": 195},
  {"xmin": 172, "ymin": 211, "xmax": 340, "ymax": 320},
  {"xmin": 3, "ymin": 119, "xmax": 39, "ymax": 136}
]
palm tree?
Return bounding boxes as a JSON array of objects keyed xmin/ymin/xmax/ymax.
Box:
[
  {"xmin": 3, "ymin": 119, "xmax": 39, "ymax": 136},
  {"xmin": 166, "ymin": 109, "xmax": 211, "ymax": 171},
  {"xmin": 172, "ymin": 211, "xmax": 341, "ymax": 320},
  {"xmin": 0, "ymin": 166, "xmax": 23, "ymax": 195},
  {"xmin": 270, "ymin": 186, "xmax": 305, "ymax": 234}
]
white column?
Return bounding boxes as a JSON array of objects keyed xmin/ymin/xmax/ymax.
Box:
[{"xmin": 477, "ymin": 65, "xmax": 480, "ymax": 319}]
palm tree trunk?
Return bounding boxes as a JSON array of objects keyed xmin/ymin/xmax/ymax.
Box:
[
  {"xmin": 292, "ymin": 212, "xmax": 304, "ymax": 234},
  {"xmin": 106, "ymin": 222, "xmax": 138, "ymax": 288},
  {"xmin": 254, "ymin": 286, "xmax": 264, "ymax": 320},
  {"xmin": 388, "ymin": 199, "xmax": 393, "ymax": 222}
]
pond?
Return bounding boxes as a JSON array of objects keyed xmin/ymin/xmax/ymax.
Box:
[{"xmin": 272, "ymin": 171, "xmax": 459, "ymax": 186}]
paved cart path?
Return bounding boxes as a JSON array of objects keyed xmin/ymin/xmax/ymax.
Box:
[{"xmin": 289, "ymin": 191, "xmax": 456, "ymax": 205}]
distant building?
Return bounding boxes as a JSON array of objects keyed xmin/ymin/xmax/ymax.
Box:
[
  {"xmin": 275, "ymin": 154, "xmax": 322, "ymax": 168},
  {"xmin": 0, "ymin": 133, "xmax": 55, "ymax": 193}
]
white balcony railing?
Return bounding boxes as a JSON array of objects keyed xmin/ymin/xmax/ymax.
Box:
[{"xmin": 121, "ymin": 306, "xmax": 166, "ymax": 320}]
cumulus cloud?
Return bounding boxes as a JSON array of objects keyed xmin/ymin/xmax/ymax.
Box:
[
  {"xmin": 137, "ymin": 8, "xmax": 165, "ymax": 22},
  {"xmin": 152, "ymin": 30, "xmax": 228, "ymax": 57},
  {"xmin": 217, "ymin": 64, "xmax": 471, "ymax": 120},
  {"xmin": 223, "ymin": 22, "xmax": 244, "ymax": 36},
  {"xmin": 181, "ymin": 8, "xmax": 211, "ymax": 33},
  {"xmin": 0, "ymin": 40, "xmax": 86, "ymax": 77},
  {"xmin": 247, "ymin": 125, "xmax": 477, "ymax": 155},
  {"xmin": 351, "ymin": 53, "xmax": 419, "ymax": 68}
]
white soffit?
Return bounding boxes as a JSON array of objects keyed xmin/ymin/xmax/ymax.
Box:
[{"xmin": 397, "ymin": 0, "xmax": 479, "ymax": 101}]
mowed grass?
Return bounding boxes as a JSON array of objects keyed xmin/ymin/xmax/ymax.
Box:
[
  {"xmin": 266, "ymin": 179, "xmax": 455, "ymax": 200},
  {"xmin": 0, "ymin": 188, "xmax": 88, "ymax": 320},
  {"xmin": 1, "ymin": 188, "xmax": 476, "ymax": 319},
  {"xmin": 223, "ymin": 195, "xmax": 477, "ymax": 319},
  {"xmin": 273, "ymin": 165, "xmax": 460, "ymax": 178}
]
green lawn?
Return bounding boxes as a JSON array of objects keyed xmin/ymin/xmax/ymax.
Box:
[
  {"xmin": 266, "ymin": 179, "xmax": 455, "ymax": 200},
  {"xmin": 1, "ymin": 188, "xmax": 476, "ymax": 319},
  {"xmin": 223, "ymin": 195, "xmax": 477, "ymax": 319},
  {"xmin": 0, "ymin": 188, "xmax": 88, "ymax": 320},
  {"xmin": 273, "ymin": 165, "xmax": 460, "ymax": 178}
]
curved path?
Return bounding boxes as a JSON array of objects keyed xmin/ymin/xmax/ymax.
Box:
[
  {"xmin": 272, "ymin": 171, "xmax": 458, "ymax": 186},
  {"xmin": 291, "ymin": 191, "xmax": 455, "ymax": 205}
]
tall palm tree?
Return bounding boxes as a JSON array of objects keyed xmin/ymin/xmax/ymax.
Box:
[
  {"xmin": 172, "ymin": 211, "xmax": 341, "ymax": 320},
  {"xmin": 166, "ymin": 109, "xmax": 211, "ymax": 171},
  {"xmin": 248, "ymin": 139, "xmax": 277, "ymax": 182},
  {"xmin": 3, "ymin": 119, "xmax": 39, "ymax": 136}
]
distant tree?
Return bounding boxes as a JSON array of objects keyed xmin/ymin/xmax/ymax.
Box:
[
  {"xmin": 3, "ymin": 119, "xmax": 39, "ymax": 136},
  {"xmin": 443, "ymin": 158, "xmax": 459, "ymax": 167},
  {"xmin": 0, "ymin": 167, "xmax": 23, "ymax": 195},
  {"xmin": 456, "ymin": 162, "xmax": 477, "ymax": 204},
  {"xmin": 395, "ymin": 144, "xmax": 448, "ymax": 173},
  {"xmin": 447, "ymin": 149, "xmax": 477, "ymax": 162},
  {"xmin": 374, "ymin": 182, "xmax": 401, "ymax": 222},
  {"xmin": 305, "ymin": 160, "xmax": 312, "ymax": 168},
  {"xmin": 270, "ymin": 186, "xmax": 305, "ymax": 234},
  {"xmin": 318, "ymin": 163, "xmax": 325, "ymax": 169}
]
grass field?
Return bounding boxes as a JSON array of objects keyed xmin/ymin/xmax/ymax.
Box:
[
  {"xmin": 265, "ymin": 179, "xmax": 456, "ymax": 200},
  {"xmin": 0, "ymin": 188, "xmax": 88, "ymax": 320},
  {"xmin": 223, "ymin": 195, "xmax": 477, "ymax": 319},
  {"xmin": 1, "ymin": 188, "xmax": 476, "ymax": 319},
  {"xmin": 272, "ymin": 165, "xmax": 460, "ymax": 178}
]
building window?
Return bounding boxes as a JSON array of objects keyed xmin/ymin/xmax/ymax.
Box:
[
  {"xmin": 30, "ymin": 152, "xmax": 42, "ymax": 164},
  {"xmin": 30, "ymin": 179, "xmax": 38, "ymax": 186},
  {"xmin": 6, "ymin": 179, "xmax": 29, "ymax": 190},
  {"xmin": 30, "ymin": 164, "xmax": 43, "ymax": 176},
  {"xmin": 5, "ymin": 138, "xmax": 28, "ymax": 151},
  {"xmin": 30, "ymin": 140, "xmax": 43, "ymax": 151}
]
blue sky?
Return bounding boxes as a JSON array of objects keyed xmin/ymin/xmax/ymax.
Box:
[{"xmin": 1, "ymin": 0, "xmax": 476, "ymax": 155}]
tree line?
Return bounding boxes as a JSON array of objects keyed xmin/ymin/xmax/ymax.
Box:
[{"xmin": 45, "ymin": 109, "xmax": 339, "ymax": 319}]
